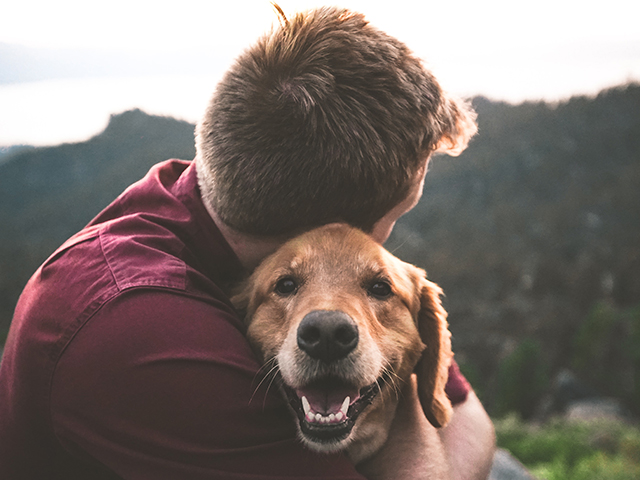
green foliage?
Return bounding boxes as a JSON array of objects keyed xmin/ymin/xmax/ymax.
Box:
[
  {"xmin": 533, "ymin": 453, "xmax": 640, "ymax": 480},
  {"xmin": 457, "ymin": 359, "xmax": 485, "ymax": 401},
  {"xmin": 572, "ymin": 302, "xmax": 618, "ymax": 372},
  {"xmin": 494, "ymin": 339, "xmax": 549, "ymax": 418},
  {"xmin": 496, "ymin": 415, "xmax": 640, "ymax": 480},
  {"xmin": 572, "ymin": 302, "xmax": 640, "ymax": 414}
]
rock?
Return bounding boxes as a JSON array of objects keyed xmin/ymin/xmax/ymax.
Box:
[{"xmin": 489, "ymin": 448, "xmax": 537, "ymax": 480}]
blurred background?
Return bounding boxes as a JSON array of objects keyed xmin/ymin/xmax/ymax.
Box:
[
  {"xmin": 1, "ymin": 1, "xmax": 639, "ymax": 477},
  {"xmin": 2, "ymin": 0, "xmax": 639, "ymax": 147}
]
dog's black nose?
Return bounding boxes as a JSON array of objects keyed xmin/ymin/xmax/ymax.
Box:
[{"xmin": 297, "ymin": 310, "xmax": 359, "ymax": 363}]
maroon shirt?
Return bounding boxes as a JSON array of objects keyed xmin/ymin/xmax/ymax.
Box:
[{"xmin": 0, "ymin": 160, "xmax": 468, "ymax": 479}]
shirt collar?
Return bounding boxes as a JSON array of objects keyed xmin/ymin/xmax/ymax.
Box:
[{"xmin": 173, "ymin": 161, "xmax": 246, "ymax": 287}]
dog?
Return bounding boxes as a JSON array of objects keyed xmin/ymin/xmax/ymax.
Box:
[{"xmin": 232, "ymin": 223, "xmax": 453, "ymax": 463}]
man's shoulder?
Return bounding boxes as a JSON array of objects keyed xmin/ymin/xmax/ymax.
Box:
[
  {"xmin": 32, "ymin": 210, "xmax": 190, "ymax": 305},
  {"xmin": 34, "ymin": 160, "xmax": 212, "ymax": 301},
  {"xmin": 98, "ymin": 214, "xmax": 188, "ymax": 292},
  {"xmin": 14, "ymin": 193, "xmax": 227, "ymax": 354}
]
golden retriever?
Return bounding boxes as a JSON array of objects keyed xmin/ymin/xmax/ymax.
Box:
[{"xmin": 232, "ymin": 223, "xmax": 453, "ymax": 463}]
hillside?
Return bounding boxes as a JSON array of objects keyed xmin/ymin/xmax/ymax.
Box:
[
  {"xmin": 0, "ymin": 109, "xmax": 196, "ymax": 338},
  {"xmin": 387, "ymin": 83, "xmax": 640, "ymax": 416},
  {"xmin": 1, "ymin": 85, "xmax": 639, "ymax": 417}
]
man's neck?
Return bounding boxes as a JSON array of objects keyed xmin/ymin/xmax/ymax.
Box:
[{"xmin": 203, "ymin": 201, "xmax": 286, "ymax": 272}]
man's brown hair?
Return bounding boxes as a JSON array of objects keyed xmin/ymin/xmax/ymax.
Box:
[{"xmin": 196, "ymin": 5, "xmax": 476, "ymax": 236}]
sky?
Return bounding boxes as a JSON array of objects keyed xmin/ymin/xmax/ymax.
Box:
[{"xmin": 1, "ymin": 0, "xmax": 639, "ymax": 146}]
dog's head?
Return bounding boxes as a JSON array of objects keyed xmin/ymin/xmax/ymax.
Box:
[{"xmin": 232, "ymin": 224, "xmax": 453, "ymax": 461}]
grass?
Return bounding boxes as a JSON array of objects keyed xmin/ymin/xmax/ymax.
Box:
[{"xmin": 495, "ymin": 415, "xmax": 640, "ymax": 480}]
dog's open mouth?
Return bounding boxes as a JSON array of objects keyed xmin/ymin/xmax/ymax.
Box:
[{"xmin": 282, "ymin": 376, "xmax": 381, "ymax": 445}]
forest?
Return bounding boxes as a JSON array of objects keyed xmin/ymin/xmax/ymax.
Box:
[
  {"xmin": 1, "ymin": 84, "xmax": 639, "ymax": 428},
  {"xmin": 386, "ymin": 83, "xmax": 640, "ymax": 420}
]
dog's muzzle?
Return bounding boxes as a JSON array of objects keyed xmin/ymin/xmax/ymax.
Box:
[{"xmin": 281, "ymin": 310, "xmax": 383, "ymax": 448}]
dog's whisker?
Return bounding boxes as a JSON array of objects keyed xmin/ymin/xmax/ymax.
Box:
[
  {"xmin": 257, "ymin": 356, "xmax": 278, "ymax": 375},
  {"xmin": 387, "ymin": 368, "xmax": 403, "ymax": 387},
  {"xmin": 252, "ymin": 357, "xmax": 276, "ymax": 384},
  {"xmin": 249, "ymin": 373, "xmax": 277, "ymax": 407},
  {"xmin": 373, "ymin": 377, "xmax": 386, "ymax": 408},
  {"xmin": 381, "ymin": 366, "xmax": 402, "ymax": 402},
  {"xmin": 262, "ymin": 367, "xmax": 281, "ymax": 410},
  {"xmin": 374, "ymin": 368, "xmax": 396, "ymax": 409},
  {"xmin": 251, "ymin": 358, "xmax": 278, "ymax": 392},
  {"xmin": 249, "ymin": 358, "xmax": 280, "ymax": 407},
  {"xmin": 388, "ymin": 239, "xmax": 408, "ymax": 254}
]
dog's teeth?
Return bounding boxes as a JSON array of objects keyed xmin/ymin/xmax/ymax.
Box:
[
  {"xmin": 301, "ymin": 396, "xmax": 311, "ymax": 416},
  {"xmin": 301, "ymin": 396, "xmax": 351, "ymax": 424},
  {"xmin": 340, "ymin": 396, "xmax": 350, "ymax": 416}
]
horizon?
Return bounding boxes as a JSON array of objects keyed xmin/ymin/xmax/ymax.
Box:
[{"xmin": 1, "ymin": 0, "xmax": 639, "ymax": 147}]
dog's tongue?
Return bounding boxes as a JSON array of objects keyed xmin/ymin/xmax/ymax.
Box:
[{"xmin": 296, "ymin": 382, "xmax": 360, "ymax": 415}]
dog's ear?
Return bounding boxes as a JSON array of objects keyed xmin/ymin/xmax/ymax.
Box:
[
  {"xmin": 414, "ymin": 279, "xmax": 453, "ymax": 428},
  {"xmin": 230, "ymin": 279, "xmax": 253, "ymax": 323}
]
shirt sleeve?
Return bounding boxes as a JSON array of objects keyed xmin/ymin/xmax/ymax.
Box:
[
  {"xmin": 445, "ymin": 360, "xmax": 471, "ymax": 406},
  {"xmin": 50, "ymin": 289, "xmax": 364, "ymax": 479}
]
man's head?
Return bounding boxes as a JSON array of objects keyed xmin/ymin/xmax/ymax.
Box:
[{"xmin": 196, "ymin": 5, "xmax": 476, "ymax": 238}]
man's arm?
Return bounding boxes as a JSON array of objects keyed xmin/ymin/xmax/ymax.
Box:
[
  {"xmin": 50, "ymin": 289, "xmax": 365, "ymax": 479},
  {"xmin": 357, "ymin": 375, "xmax": 495, "ymax": 480},
  {"xmin": 440, "ymin": 390, "xmax": 496, "ymax": 480}
]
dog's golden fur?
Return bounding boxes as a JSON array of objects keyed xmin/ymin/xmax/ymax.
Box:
[{"xmin": 233, "ymin": 224, "xmax": 453, "ymax": 463}]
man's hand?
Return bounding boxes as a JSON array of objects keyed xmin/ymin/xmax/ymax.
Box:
[
  {"xmin": 440, "ymin": 390, "xmax": 496, "ymax": 480},
  {"xmin": 356, "ymin": 375, "xmax": 450, "ymax": 480}
]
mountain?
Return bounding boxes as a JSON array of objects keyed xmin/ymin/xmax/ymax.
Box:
[
  {"xmin": 0, "ymin": 145, "xmax": 35, "ymax": 164},
  {"xmin": 1, "ymin": 84, "xmax": 639, "ymax": 418},
  {"xmin": 386, "ymin": 83, "xmax": 640, "ymax": 416},
  {"xmin": 0, "ymin": 109, "xmax": 196, "ymax": 339}
]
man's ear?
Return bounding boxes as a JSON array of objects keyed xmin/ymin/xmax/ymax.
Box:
[{"xmin": 414, "ymin": 279, "xmax": 453, "ymax": 428}]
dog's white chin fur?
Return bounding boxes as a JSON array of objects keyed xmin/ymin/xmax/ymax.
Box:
[
  {"xmin": 298, "ymin": 399, "xmax": 396, "ymax": 464},
  {"xmin": 282, "ymin": 375, "xmax": 399, "ymax": 464},
  {"xmin": 275, "ymin": 318, "xmax": 395, "ymax": 462},
  {"xmin": 299, "ymin": 429, "xmax": 353, "ymax": 453}
]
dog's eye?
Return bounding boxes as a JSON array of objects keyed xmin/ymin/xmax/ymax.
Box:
[
  {"xmin": 368, "ymin": 281, "xmax": 392, "ymax": 299},
  {"xmin": 274, "ymin": 277, "xmax": 298, "ymax": 296}
]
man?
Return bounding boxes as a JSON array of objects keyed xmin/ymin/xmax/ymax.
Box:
[{"xmin": 0, "ymin": 6, "xmax": 494, "ymax": 479}]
